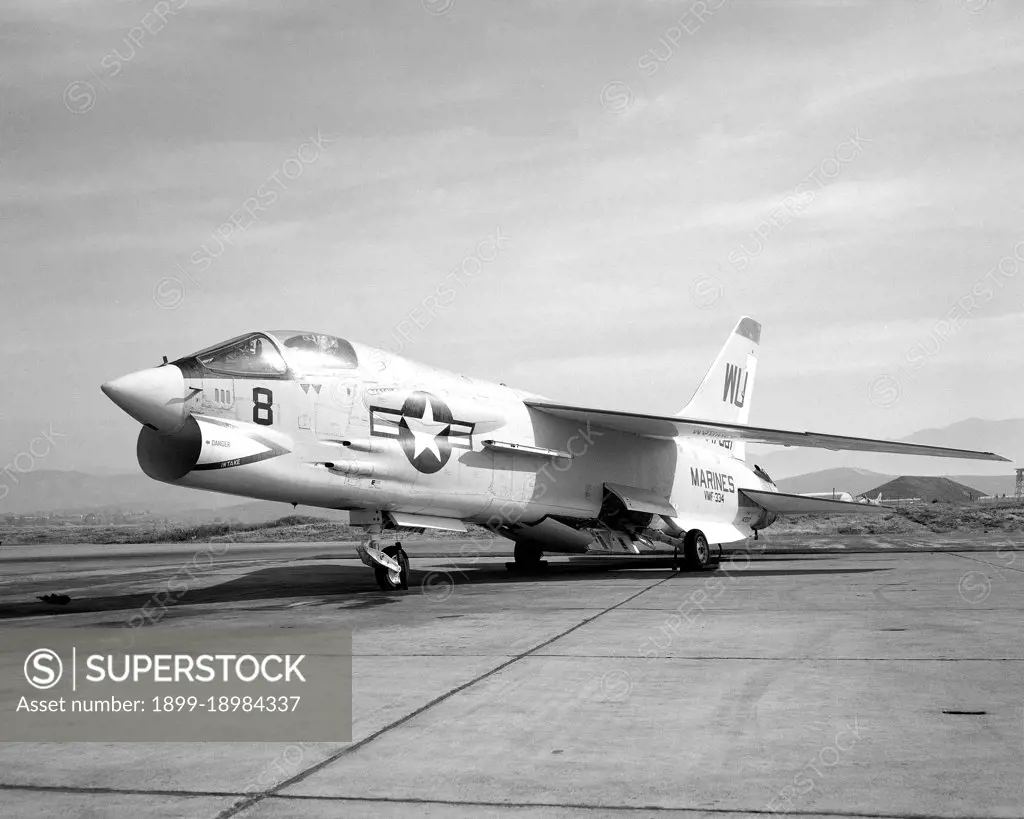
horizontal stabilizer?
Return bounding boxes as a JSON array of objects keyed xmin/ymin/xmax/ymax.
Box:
[
  {"xmin": 525, "ymin": 401, "xmax": 1008, "ymax": 462},
  {"xmin": 740, "ymin": 488, "xmax": 890, "ymax": 515}
]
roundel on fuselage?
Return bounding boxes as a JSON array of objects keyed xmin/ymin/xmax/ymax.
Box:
[{"xmin": 398, "ymin": 392, "xmax": 456, "ymax": 474}]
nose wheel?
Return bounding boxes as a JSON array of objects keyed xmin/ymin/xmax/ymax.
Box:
[
  {"xmin": 374, "ymin": 543, "xmax": 409, "ymax": 591},
  {"xmin": 356, "ymin": 521, "xmax": 411, "ymax": 592}
]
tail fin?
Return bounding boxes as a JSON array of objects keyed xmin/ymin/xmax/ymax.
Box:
[{"xmin": 677, "ymin": 316, "xmax": 761, "ymax": 460}]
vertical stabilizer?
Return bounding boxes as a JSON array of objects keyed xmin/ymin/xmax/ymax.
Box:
[{"xmin": 677, "ymin": 316, "xmax": 761, "ymax": 459}]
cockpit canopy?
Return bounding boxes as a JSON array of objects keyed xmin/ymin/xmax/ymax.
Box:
[
  {"xmin": 195, "ymin": 334, "xmax": 288, "ymax": 376},
  {"xmin": 271, "ymin": 330, "xmax": 359, "ymax": 375},
  {"xmin": 180, "ymin": 331, "xmax": 359, "ymax": 378}
]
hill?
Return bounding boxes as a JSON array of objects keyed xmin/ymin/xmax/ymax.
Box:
[
  {"xmin": 777, "ymin": 468, "xmax": 1017, "ymax": 499},
  {"xmin": 755, "ymin": 417, "xmax": 1024, "ymax": 479},
  {"xmin": 184, "ymin": 502, "xmax": 349, "ymax": 525},
  {"xmin": 866, "ymin": 476, "xmax": 986, "ymax": 504},
  {"xmin": 776, "ymin": 468, "xmax": 890, "ymax": 497},
  {"xmin": 0, "ymin": 470, "xmax": 347, "ymax": 524},
  {"xmin": 5, "ymin": 416, "xmax": 1021, "ymax": 520},
  {"xmin": 0, "ymin": 470, "xmax": 233, "ymax": 515}
]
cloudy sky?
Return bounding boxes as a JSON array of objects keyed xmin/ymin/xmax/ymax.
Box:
[{"xmin": 2, "ymin": 0, "xmax": 1023, "ymax": 474}]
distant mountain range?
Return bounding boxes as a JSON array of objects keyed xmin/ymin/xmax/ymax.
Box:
[
  {"xmin": 755, "ymin": 417, "xmax": 1023, "ymax": 479},
  {"xmin": 775, "ymin": 467, "xmax": 1015, "ymax": 498},
  {"xmin": 0, "ymin": 470, "xmax": 218, "ymax": 515},
  {"xmin": 3, "ymin": 418, "xmax": 1019, "ymax": 521},
  {"xmin": 0, "ymin": 470, "xmax": 341, "ymax": 524}
]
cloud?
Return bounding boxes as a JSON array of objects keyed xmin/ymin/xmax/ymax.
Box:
[{"xmin": 4, "ymin": 1, "xmax": 1024, "ymax": 469}]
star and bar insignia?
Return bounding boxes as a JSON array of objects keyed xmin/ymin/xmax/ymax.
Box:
[{"xmin": 369, "ymin": 392, "xmax": 474, "ymax": 474}]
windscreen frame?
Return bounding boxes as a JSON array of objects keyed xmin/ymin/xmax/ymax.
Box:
[{"xmin": 173, "ymin": 332, "xmax": 293, "ymax": 380}]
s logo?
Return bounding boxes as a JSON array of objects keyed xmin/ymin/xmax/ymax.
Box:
[{"xmin": 24, "ymin": 648, "xmax": 63, "ymax": 690}]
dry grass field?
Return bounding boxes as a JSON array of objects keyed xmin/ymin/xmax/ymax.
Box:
[{"xmin": 2, "ymin": 502, "xmax": 1021, "ymax": 547}]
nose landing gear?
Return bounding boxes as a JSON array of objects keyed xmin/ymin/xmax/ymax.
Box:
[
  {"xmin": 356, "ymin": 520, "xmax": 410, "ymax": 591},
  {"xmin": 375, "ymin": 542, "xmax": 409, "ymax": 591}
]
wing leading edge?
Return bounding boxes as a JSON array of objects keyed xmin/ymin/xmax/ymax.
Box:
[{"xmin": 525, "ymin": 401, "xmax": 1009, "ymax": 462}]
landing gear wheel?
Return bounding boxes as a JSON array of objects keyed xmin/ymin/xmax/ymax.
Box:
[
  {"xmin": 683, "ymin": 530, "xmax": 714, "ymax": 571},
  {"xmin": 374, "ymin": 544, "xmax": 409, "ymax": 591},
  {"xmin": 512, "ymin": 543, "xmax": 545, "ymax": 571}
]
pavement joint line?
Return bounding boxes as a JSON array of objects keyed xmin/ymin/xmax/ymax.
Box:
[
  {"xmin": 592, "ymin": 605, "xmax": 1008, "ymax": 610},
  {"xmin": 0, "ymin": 785, "xmax": 960, "ymax": 818},
  {"xmin": 943, "ymin": 551, "xmax": 1024, "ymax": 574},
  {"xmin": 354, "ymin": 653, "xmax": 1023, "ymax": 660},
  {"xmin": 523, "ymin": 655, "xmax": 1024, "ymax": 662},
  {"xmin": 253, "ymin": 791, "xmax": 960, "ymax": 819},
  {"xmin": 0, "ymin": 783, "xmax": 234, "ymax": 799},
  {"xmin": 213, "ymin": 571, "xmax": 681, "ymax": 819}
]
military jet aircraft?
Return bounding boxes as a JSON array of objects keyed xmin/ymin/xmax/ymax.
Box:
[
  {"xmin": 101, "ymin": 318, "xmax": 1007, "ymax": 591},
  {"xmin": 800, "ymin": 491, "xmax": 855, "ymax": 503}
]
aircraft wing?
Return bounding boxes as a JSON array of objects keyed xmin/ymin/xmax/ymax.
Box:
[
  {"xmin": 740, "ymin": 488, "xmax": 891, "ymax": 515},
  {"xmin": 525, "ymin": 401, "xmax": 1009, "ymax": 462}
]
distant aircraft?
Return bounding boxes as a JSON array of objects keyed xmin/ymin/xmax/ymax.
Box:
[
  {"xmin": 858, "ymin": 492, "xmax": 884, "ymax": 505},
  {"xmin": 101, "ymin": 318, "xmax": 1007, "ymax": 591},
  {"xmin": 800, "ymin": 491, "xmax": 855, "ymax": 503}
]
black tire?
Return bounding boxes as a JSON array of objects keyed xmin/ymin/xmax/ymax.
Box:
[
  {"xmin": 683, "ymin": 530, "xmax": 714, "ymax": 571},
  {"xmin": 514, "ymin": 542, "xmax": 543, "ymax": 569},
  {"xmin": 374, "ymin": 544, "xmax": 409, "ymax": 591}
]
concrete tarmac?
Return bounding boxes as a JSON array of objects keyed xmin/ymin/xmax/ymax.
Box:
[{"xmin": 0, "ymin": 537, "xmax": 1021, "ymax": 818}]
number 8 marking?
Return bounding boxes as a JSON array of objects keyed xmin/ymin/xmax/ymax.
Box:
[{"xmin": 253, "ymin": 387, "xmax": 274, "ymax": 426}]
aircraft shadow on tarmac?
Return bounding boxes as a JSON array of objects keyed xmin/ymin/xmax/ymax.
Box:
[
  {"xmin": 0, "ymin": 559, "xmax": 887, "ymax": 621},
  {"xmin": 423, "ymin": 560, "xmax": 889, "ymax": 584},
  {"xmin": 0, "ymin": 564, "xmax": 388, "ymax": 621}
]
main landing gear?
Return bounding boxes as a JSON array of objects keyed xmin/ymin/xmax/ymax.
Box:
[
  {"xmin": 506, "ymin": 543, "xmax": 547, "ymax": 572},
  {"xmin": 682, "ymin": 530, "xmax": 714, "ymax": 571},
  {"xmin": 665, "ymin": 529, "xmax": 716, "ymax": 572}
]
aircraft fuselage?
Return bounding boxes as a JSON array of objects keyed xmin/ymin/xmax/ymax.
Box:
[{"xmin": 125, "ymin": 333, "xmax": 774, "ymax": 543}]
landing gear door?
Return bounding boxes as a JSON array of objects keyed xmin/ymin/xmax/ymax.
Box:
[{"xmin": 600, "ymin": 482, "xmax": 677, "ymax": 532}]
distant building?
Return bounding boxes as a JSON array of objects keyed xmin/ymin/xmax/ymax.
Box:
[{"xmin": 865, "ymin": 476, "xmax": 985, "ymax": 505}]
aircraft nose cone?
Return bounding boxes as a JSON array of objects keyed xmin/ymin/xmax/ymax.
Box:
[{"xmin": 101, "ymin": 365, "xmax": 187, "ymax": 433}]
